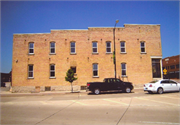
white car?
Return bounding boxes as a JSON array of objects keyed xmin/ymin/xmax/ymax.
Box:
[{"xmin": 144, "ymin": 79, "xmax": 180, "ymax": 94}]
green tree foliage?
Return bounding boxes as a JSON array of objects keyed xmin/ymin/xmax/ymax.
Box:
[{"xmin": 65, "ymin": 69, "xmax": 78, "ymax": 92}]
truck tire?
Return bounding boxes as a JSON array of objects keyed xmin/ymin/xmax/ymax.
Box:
[
  {"xmin": 125, "ymin": 87, "xmax": 131, "ymax": 93},
  {"xmin": 94, "ymin": 88, "xmax": 100, "ymax": 95}
]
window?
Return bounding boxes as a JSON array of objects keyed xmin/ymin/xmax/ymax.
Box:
[
  {"xmin": 28, "ymin": 65, "xmax": 33, "ymax": 78},
  {"xmin": 93, "ymin": 64, "xmax": 98, "ymax": 77},
  {"xmin": 140, "ymin": 41, "xmax": 145, "ymax": 53},
  {"xmin": 50, "ymin": 42, "xmax": 55, "ymax": 54},
  {"xmin": 70, "ymin": 42, "xmax": 76, "ymax": 54},
  {"xmin": 120, "ymin": 41, "xmax": 126, "ymax": 53},
  {"xmin": 71, "ymin": 67, "xmax": 76, "ymax": 74},
  {"xmin": 92, "ymin": 42, "xmax": 98, "ymax": 53},
  {"xmin": 170, "ymin": 65, "xmax": 175, "ymax": 69},
  {"xmin": 29, "ymin": 43, "xmax": 34, "ymax": 54},
  {"xmin": 152, "ymin": 59, "xmax": 161, "ymax": 78},
  {"xmin": 50, "ymin": 64, "xmax": 55, "ymax": 78},
  {"xmin": 106, "ymin": 41, "xmax": 111, "ymax": 53},
  {"xmin": 176, "ymin": 64, "xmax": 179, "ymax": 69},
  {"xmin": 121, "ymin": 63, "xmax": 126, "ymax": 76}
]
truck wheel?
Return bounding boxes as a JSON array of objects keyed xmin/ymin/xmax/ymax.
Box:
[
  {"xmin": 125, "ymin": 87, "xmax": 131, "ymax": 93},
  {"xmin": 94, "ymin": 88, "xmax": 100, "ymax": 95}
]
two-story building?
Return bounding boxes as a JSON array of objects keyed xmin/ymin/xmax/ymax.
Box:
[{"xmin": 12, "ymin": 24, "xmax": 163, "ymax": 92}]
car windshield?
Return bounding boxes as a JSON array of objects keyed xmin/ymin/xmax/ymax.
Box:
[{"xmin": 150, "ymin": 80, "xmax": 159, "ymax": 83}]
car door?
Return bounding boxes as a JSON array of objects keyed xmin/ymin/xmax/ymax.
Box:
[
  {"xmin": 160, "ymin": 80, "xmax": 171, "ymax": 92},
  {"xmin": 169, "ymin": 80, "xmax": 179, "ymax": 91}
]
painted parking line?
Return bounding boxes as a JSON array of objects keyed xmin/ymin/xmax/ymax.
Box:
[
  {"xmin": 71, "ymin": 100, "xmax": 87, "ymax": 106},
  {"xmin": 103, "ymin": 99, "xmax": 129, "ymax": 106},
  {"xmin": 135, "ymin": 97, "xmax": 180, "ymax": 107},
  {"xmin": 160, "ymin": 95, "xmax": 180, "ymax": 100}
]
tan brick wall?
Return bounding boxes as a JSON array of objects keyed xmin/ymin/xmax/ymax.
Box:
[{"xmin": 12, "ymin": 24, "xmax": 162, "ymax": 92}]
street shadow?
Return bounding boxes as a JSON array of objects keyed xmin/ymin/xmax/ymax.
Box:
[{"xmin": 87, "ymin": 90, "xmax": 135, "ymax": 95}]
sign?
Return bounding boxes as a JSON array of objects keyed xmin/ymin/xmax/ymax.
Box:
[{"xmin": 163, "ymin": 69, "xmax": 167, "ymax": 75}]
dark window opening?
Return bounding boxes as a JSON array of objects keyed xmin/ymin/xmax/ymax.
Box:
[{"xmin": 152, "ymin": 59, "xmax": 161, "ymax": 78}]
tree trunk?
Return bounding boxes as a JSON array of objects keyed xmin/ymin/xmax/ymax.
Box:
[{"xmin": 71, "ymin": 82, "xmax": 73, "ymax": 93}]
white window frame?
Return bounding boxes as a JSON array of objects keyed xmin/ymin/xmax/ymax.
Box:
[
  {"xmin": 93, "ymin": 63, "xmax": 98, "ymax": 77},
  {"xmin": 140, "ymin": 41, "xmax": 146, "ymax": 53},
  {"xmin": 120, "ymin": 41, "xmax": 126, "ymax": 53},
  {"xmin": 50, "ymin": 64, "xmax": 55, "ymax": 78},
  {"xmin": 92, "ymin": 42, "xmax": 98, "ymax": 53},
  {"xmin": 29, "ymin": 42, "xmax": 34, "ymax": 54},
  {"xmin": 121, "ymin": 63, "xmax": 127, "ymax": 77},
  {"xmin": 50, "ymin": 42, "xmax": 56, "ymax": 54},
  {"xmin": 70, "ymin": 42, "xmax": 76, "ymax": 54},
  {"xmin": 106, "ymin": 41, "xmax": 111, "ymax": 53},
  {"xmin": 28, "ymin": 65, "xmax": 34, "ymax": 78}
]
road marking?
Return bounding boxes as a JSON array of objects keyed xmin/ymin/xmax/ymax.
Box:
[
  {"xmin": 139, "ymin": 121, "xmax": 180, "ymax": 125},
  {"xmin": 103, "ymin": 99, "xmax": 129, "ymax": 105},
  {"xmin": 71, "ymin": 100, "xmax": 87, "ymax": 106},
  {"xmin": 160, "ymin": 95, "xmax": 180, "ymax": 100},
  {"xmin": 135, "ymin": 97, "xmax": 180, "ymax": 107}
]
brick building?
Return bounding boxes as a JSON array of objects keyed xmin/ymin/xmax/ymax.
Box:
[
  {"xmin": 12, "ymin": 24, "xmax": 163, "ymax": 92},
  {"xmin": 162, "ymin": 55, "xmax": 179, "ymax": 79}
]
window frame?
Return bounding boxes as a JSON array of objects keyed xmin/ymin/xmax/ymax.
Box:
[
  {"xmin": 93, "ymin": 63, "xmax": 99, "ymax": 77},
  {"xmin": 50, "ymin": 64, "xmax": 55, "ymax": 78},
  {"xmin": 120, "ymin": 41, "xmax": 126, "ymax": 53},
  {"xmin": 50, "ymin": 42, "xmax": 56, "ymax": 54},
  {"xmin": 92, "ymin": 41, "xmax": 98, "ymax": 54},
  {"xmin": 29, "ymin": 42, "xmax": 34, "ymax": 55},
  {"xmin": 121, "ymin": 63, "xmax": 127, "ymax": 77},
  {"xmin": 106, "ymin": 41, "xmax": 112, "ymax": 53},
  {"xmin": 70, "ymin": 42, "xmax": 76, "ymax": 54},
  {"xmin": 140, "ymin": 41, "xmax": 146, "ymax": 53},
  {"xmin": 28, "ymin": 65, "xmax": 34, "ymax": 78}
]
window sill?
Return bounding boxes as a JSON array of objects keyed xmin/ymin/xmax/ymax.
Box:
[
  {"xmin": 140, "ymin": 52, "xmax": 147, "ymax": 54},
  {"xmin": 70, "ymin": 53, "xmax": 77, "ymax": 55},
  {"xmin": 28, "ymin": 77, "xmax": 34, "ymax": 79},
  {"xmin": 93, "ymin": 76, "xmax": 99, "ymax": 78},
  {"xmin": 49, "ymin": 77, "xmax": 56, "ymax": 79},
  {"xmin": 49, "ymin": 53, "xmax": 56, "ymax": 55},
  {"xmin": 92, "ymin": 53, "xmax": 99, "ymax": 55},
  {"xmin": 120, "ymin": 52, "xmax": 127, "ymax": 54},
  {"xmin": 28, "ymin": 53, "xmax": 35, "ymax": 56},
  {"xmin": 106, "ymin": 52, "xmax": 112, "ymax": 54},
  {"xmin": 121, "ymin": 75, "xmax": 128, "ymax": 78}
]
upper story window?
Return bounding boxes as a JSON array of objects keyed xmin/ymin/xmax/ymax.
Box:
[
  {"xmin": 106, "ymin": 41, "xmax": 111, "ymax": 53},
  {"xmin": 29, "ymin": 43, "xmax": 34, "ymax": 54},
  {"xmin": 120, "ymin": 41, "xmax": 126, "ymax": 53},
  {"xmin": 92, "ymin": 42, "xmax": 98, "ymax": 53},
  {"xmin": 50, "ymin": 64, "xmax": 55, "ymax": 78},
  {"xmin": 28, "ymin": 65, "xmax": 34, "ymax": 78},
  {"xmin": 140, "ymin": 41, "xmax": 146, "ymax": 53},
  {"xmin": 50, "ymin": 42, "xmax": 55, "ymax": 54},
  {"xmin": 121, "ymin": 63, "xmax": 126, "ymax": 76},
  {"xmin": 93, "ymin": 63, "xmax": 98, "ymax": 77},
  {"xmin": 70, "ymin": 42, "xmax": 76, "ymax": 54}
]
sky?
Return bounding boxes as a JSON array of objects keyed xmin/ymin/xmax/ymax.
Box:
[{"xmin": 1, "ymin": 1, "xmax": 179, "ymax": 73}]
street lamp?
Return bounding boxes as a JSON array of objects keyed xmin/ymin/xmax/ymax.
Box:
[{"xmin": 113, "ymin": 19, "xmax": 119, "ymax": 79}]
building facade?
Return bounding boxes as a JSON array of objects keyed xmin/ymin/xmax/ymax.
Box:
[
  {"xmin": 162, "ymin": 55, "xmax": 179, "ymax": 79},
  {"xmin": 12, "ymin": 24, "xmax": 163, "ymax": 92}
]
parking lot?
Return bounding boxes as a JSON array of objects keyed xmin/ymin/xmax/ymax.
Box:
[{"xmin": 1, "ymin": 89, "xmax": 180, "ymax": 125}]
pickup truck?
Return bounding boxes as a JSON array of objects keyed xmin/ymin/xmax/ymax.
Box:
[{"xmin": 87, "ymin": 78, "xmax": 134, "ymax": 94}]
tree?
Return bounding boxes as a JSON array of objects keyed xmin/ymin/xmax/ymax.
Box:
[{"xmin": 65, "ymin": 69, "xmax": 78, "ymax": 92}]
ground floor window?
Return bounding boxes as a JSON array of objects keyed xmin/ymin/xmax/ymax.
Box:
[
  {"xmin": 121, "ymin": 63, "xmax": 126, "ymax": 76},
  {"xmin": 93, "ymin": 64, "xmax": 98, "ymax": 77},
  {"xmin": 152, "ymin": 59, "xmax": 161, "ymax": 78},
  {"xmin": 71, "ymin": 67, "xmax": 76, "ymax": 74},
  {"xmin": 50, "ymin": 64, "xmax": 55, "ymax": 78},
  {"xmin": 28, "ymin": 65, "xmax": 33, "ymax": 78}
]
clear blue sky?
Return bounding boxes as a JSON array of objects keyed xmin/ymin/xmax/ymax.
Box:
[{"xmin": 1, "ymin": 1, "xmax": 179, "ymax": 73}]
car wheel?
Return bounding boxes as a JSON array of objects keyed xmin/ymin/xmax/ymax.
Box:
[
  {"xmin": 157, "ymin": 88, "xmax": 163, "ymax": 94},
  {"xmin": 125, "ymin": 87, "xmax": 131, "ymax": 93},
  {"xmin": 94, "ymin": 88, "xmax": 100, "ymax": 95}
]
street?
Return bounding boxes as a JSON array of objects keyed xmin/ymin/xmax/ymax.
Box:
[{"xmin": 1, "ymin": 89, "xmax": 180, "ymax": 125}]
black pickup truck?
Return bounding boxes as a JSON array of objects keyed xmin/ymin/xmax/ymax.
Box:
[{"xmin": 87, "ymin": 78, "xmax": 134, "ymax": 94}]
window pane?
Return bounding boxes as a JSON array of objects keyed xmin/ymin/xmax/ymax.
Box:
[
  {"xmin": 29, "ymin": 43, "xmax": 34, "ymax": 48},
  {"xmin": 50, "ymin": 65, "xmax": 55, "ymax": 70},
  {"xmin": 51, "ymin": 48, "xmax": 55, "ymax": 53},
  {"xmin": 50, "ymin": 72, "xmax": 55, "ymax": 77},
  {"xmin": 141, "ymin": 42, "xmax": 144, "ymax": 47},
  {"xmin": 93, "ymin": 71, "xmax": 98, "ymax": 76},
  {"xmin": 152, "ymin": 59, "xmax": 161, "ymax": 78},
  {"xmin": 106, "ymin": 42, "xmax": 111, "ymax": 47},
  {"xmin": 106, "ymin": 48, "xmax": 111, "ymax": 52},
  {"xmin": 51, "ymin": 42, "xmax": 55, "ymax": 47},
  {"xmin": 121, "ymin": 48, "xmax": 125, "ymax": 52},
  {"xmin": 93, "ymin": 48, "xmax": 97, "ymax": 53},
  {"xmin": 71, "ymin": 48, "xmax": 75, "ymax": 53},
  {"xmin": 122, "ymin": 70, "xmax": 126, "ymax": 75},
  {"xmin": 121, "ymin": 42, "xmax": 125, "ymax": 47},
  {"xmin": 71, "ymin": 42, "xmax": 75, "ymax": 47},
  {"xmin": 29, "ymin": 72, "xmax": 33, "ymax": 77},
  {"xmin": 93, "ymin": 64, "xmax": 98, "ymax": 70},
  {"xmin": 141, "ymin": 48, "xmax": 145, "ymax": 52},
  {"xmin": 93, "ymin": 42, "xmax": 97, "ymax": 47},
  {"xmin": 29, "ymin": 65, "xmax": 33, "ymax": 71},
  {"xmin": 121, "ymin": 63, "xmax": 126, "ymax": 69}
]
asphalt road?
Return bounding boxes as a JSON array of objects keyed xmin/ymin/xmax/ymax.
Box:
[{"xmin": 1, "ymin": 89, "xmax": 180, "ymax": 125}]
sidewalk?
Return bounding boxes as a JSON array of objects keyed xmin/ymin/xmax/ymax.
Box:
[{"xmin": 0, "ymin": 86, "xmax": 143, "ymax": 97}]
